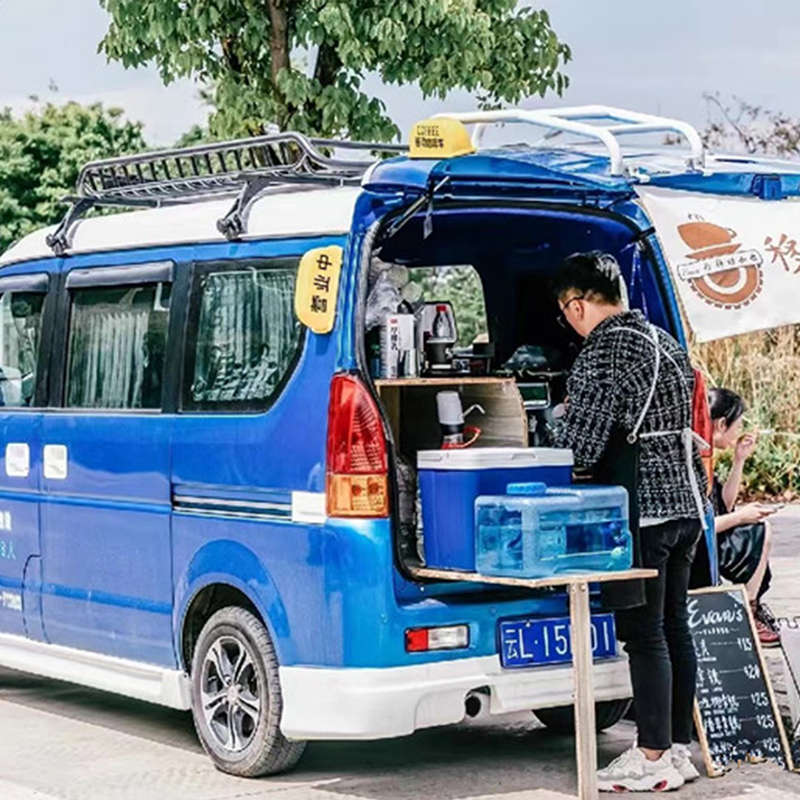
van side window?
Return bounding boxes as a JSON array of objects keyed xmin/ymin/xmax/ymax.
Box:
[
  {"xmin": 0, "ymin": 291, "xmax": 45, "ymax": 407},
  {"xmin": 66, "ymin": 283, "xmax": 171, "ymax": 410},
  {"xmin": 184, "ymin": 260, "xmax": 301, "ymax": 411}
]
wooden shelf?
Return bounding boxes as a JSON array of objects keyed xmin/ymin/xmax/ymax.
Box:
[
  {"xmin": 374, "ymin": 376, "xmax": 514, "ymax": 387},
  {"xmin": 374, "ymin": 375, "xmax": 528, "ymax": 451}
]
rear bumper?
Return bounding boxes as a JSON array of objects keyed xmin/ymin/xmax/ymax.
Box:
[{"xmin": 279, "ymin": 654, "xmax": 631, "ymax": 740}]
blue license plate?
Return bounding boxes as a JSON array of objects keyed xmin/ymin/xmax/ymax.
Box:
[{"xmin": 499, "ymin": 613, "xmax": 617, "ymax": 669}]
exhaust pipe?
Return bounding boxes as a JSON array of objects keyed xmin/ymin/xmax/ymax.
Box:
[{"xmin": 464, "ymin": 691, "xmax": 485, "ymax": 718}]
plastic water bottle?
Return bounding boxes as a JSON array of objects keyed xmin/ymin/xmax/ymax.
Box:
[
  {"xmin": 476, "ymin": 482, "xmax": 632, "ymax": 578},
  {"xmin": 432, "ymin": 304, "xmax": 453, "ymax": 340}
]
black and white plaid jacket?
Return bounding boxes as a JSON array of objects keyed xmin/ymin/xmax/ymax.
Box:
[{"xmin": 554, "ymin": 310, "xmax": 708, "ymax": 521}]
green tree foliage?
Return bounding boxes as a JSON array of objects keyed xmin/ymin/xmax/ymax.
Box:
[
  {"xmin": 0, "ymin": 102, "xmax": 147, "ymax": 253},
  {"xmin": 410, "ymin": 265, "xmax": 487, "ymax": 346},
  {"xmin": 99, "ymin": 0, "xmax": 570, "ymax": 141}
]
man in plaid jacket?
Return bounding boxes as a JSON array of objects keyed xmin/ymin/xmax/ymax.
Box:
[{"xmin": 553, "ymin": 251, "xmax": 707, "ymax": 793}]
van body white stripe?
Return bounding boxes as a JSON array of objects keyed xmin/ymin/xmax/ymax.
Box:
[{"xmin": 0, "ymin": 633, "xmax": 191, "ymax": 710}]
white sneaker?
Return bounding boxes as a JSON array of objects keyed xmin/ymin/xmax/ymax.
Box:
[
  {"xmin": 671, "ymin": 743, "xmax": 700, "ymax": 782},
  {"xmin": 597, "ymin": 746, "xmax": 685, "ymax": 792}
]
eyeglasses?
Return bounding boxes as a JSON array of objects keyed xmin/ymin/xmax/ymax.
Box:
[{"xmin": 556, "ymin": 295, "xmax": 584, "ymax": 329}]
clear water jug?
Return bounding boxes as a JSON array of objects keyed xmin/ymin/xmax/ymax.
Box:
[{"xmin": 475, "ymin": 482, "xmax": 632, "ymax": 579}]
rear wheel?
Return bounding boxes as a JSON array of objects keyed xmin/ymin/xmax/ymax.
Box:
[
  {"xmin": 190, "ymin": 606, "xmax": 306, "ymax": 777},
  {"xmin": 533, "ymin": 699, "xmax": 631, "ymax": 734}
]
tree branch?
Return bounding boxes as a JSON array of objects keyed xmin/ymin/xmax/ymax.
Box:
[
  {"xmin": 314, "ymin": 42, "xmax": 342, "ymax": 87},
  {"xmin": 220, "ymin": 36, "xmax": 242, "ymax": 74},
  {"xmin": 266, "ymin": 0, "xmax": 290, "ymax": 83},
  {"xmin": 704, "ymin": 92, "xmax": 755, "ymax": 153}
]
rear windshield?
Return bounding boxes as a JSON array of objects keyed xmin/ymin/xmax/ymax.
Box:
[{"xmin": 408, "ymin": 265, "xmax": 487, "ymax": 348}]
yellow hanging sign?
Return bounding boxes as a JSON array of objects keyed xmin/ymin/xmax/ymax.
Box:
[
  {"xmin": 409, "ymin": 117, "xmax": 476, "ymax": 159},
  {"xmin": 295, "ymin": 245, "xmax": 343, "ymax": 334}
]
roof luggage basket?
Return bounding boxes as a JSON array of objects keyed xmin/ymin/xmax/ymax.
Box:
[
  {"xmin": 434, "ymin": 105, "xmax": 706, "ymax": 177},
  {"xmin": 46, "ymin": 132, "xmax": 407, "ymax": 254}
]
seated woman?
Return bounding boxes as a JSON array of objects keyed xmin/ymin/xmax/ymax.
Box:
[{"xmin": 709, "ymin": 387, "xmax": 780, "ymax": 646}]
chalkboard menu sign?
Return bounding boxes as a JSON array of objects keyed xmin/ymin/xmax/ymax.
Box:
[{"xmin": 689, "ymin": 587, "xmax": 793, "ymax": 774}]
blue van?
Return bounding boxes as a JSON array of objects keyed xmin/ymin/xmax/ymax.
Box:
[{"xmin": 0, "ymin": 105, "xmax": 795, "ymax": 777}]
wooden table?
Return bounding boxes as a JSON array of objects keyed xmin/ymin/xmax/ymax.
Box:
[{"xmin": 409, "ymin": 566, "xmax": 658, "ymax": 800}]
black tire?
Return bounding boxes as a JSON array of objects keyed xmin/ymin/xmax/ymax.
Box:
[
  {"xmin": 533, "ymin": 699, "xmax": 631, "ymax": 734},
  {"xmin": 190, "ymin": 606, "xmax": 306, "ymax": 777}
]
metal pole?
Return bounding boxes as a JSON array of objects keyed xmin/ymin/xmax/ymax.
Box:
[{"xmin": 569, "ymin": 581, "xmax": 599, "ymax": 800}]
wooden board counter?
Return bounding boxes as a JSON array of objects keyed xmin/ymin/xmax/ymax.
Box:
[
  {"xmin": 409, "ymin": 565, "xmax": 658, "ymax": 800},
  {"xmin": 409, "ymin": 565, "xmax": 657, "ymax": 589}
]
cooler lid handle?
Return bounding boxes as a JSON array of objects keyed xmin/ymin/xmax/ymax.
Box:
[{"xmin": 506, "ymin": 482, "xmax": 547, "ymax": 497}]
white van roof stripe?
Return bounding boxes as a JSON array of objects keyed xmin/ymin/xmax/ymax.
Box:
[{"xmin": 0, "ymin": 186, "xmax": 360, "ymax": 267}]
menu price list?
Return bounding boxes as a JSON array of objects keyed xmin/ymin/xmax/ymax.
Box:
[
  {"xmin": 689, "ymin": 589, "xmax": 788, "ymax": 770},
  {"xmin": 792, "ymin": 736, "xmax": 800, "ymax": 768}
]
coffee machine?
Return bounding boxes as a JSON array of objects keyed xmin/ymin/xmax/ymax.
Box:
[{"xmin": 420, "ymin": 302, "xmax": 457, "ymax": 374}]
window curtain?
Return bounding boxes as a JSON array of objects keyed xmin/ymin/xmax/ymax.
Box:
[
  {"xmin": 67, "ymin": 295, "xmax": 151, "ymax": 409},
  {"xmin": 193, "ymin": 269, "xmax": 298, "ymax": 404}
]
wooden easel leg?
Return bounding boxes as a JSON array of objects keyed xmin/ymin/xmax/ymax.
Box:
[{"xmin": 570, "ymin": 581, "xmax": 599, "ymax": 800}]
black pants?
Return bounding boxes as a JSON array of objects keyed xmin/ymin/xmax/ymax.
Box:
[{"xmin": 615, "ymin": 518, "xmax": 701, "ymax": 751}]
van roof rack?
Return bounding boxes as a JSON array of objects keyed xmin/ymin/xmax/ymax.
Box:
[
  {"xmin": 45, "ymin": 107, "xmax": 703, "ymax": 254},
  {"xmin": 46, "ymin": 132, "xmax": 407, "ymax": 254},
  {"xmin": 435, "ymin": 105, "xmax": 706, "ymax": 177}
]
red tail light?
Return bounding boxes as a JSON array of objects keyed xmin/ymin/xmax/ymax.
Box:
[
  {"xmin": 405, "ymin": 625, "xmax": 470, "ymax": 652},
  {"xmin": 691, "ymin": 368, "xmax": 714, "ymax": 488},
  {"xmin": 326, "ymin": 374, "xmax": 389, "ymax": 517}
]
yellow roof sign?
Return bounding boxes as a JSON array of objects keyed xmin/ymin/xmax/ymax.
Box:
[
  {"xmin": 295, "ymin": 245, "xmax": 343, "ymax": 334},
  {"xmin": 409, "ymin": 117, "xmax": 476, "ymax": 160}
]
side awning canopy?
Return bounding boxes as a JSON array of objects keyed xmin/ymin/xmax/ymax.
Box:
[{"xmin": 637, "ymin": 186, "xmax": 800, "ymax": 342}]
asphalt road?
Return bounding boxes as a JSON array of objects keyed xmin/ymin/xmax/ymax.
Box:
[{"xmin": 2, "ymin": 509, "xmax": 800, "ymax": 800}]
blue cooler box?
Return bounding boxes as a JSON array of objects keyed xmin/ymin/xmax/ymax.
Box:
[{"xmin": 417, "ymin": 447, "xmax": 573, "ymax": 571}]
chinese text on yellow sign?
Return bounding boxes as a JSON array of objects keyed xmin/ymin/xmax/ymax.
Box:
[{"xmin": 295, "ymin": 245, "xmax": 343, "ymax": 334}]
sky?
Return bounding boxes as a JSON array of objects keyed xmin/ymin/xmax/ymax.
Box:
[{"xmin": 2, "ymin": 1, "xmax": 800, "ymax": 145}]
